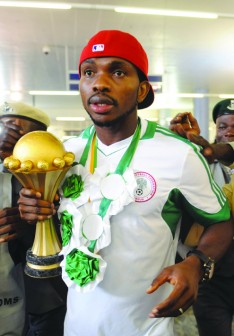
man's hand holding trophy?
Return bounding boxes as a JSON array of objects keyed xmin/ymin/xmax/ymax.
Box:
[{"xmin": 4, "ymin": 130, "xmax": 75, "ymax": 278}]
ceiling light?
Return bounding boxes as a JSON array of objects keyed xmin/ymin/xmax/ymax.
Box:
[
  {"xmin": 115, "ymin": 7, "xmax": 218, "ymax": 19},
  {"xmin": 175, "ymin": 93, "xmax": 205, "ymax": 98},
  {"xmin": 0, "ymin": 2, "xmax": 219, "ymax": 19},
  {"xmin": 29, "ymin": 91, "xmax": 79, "ymax": 95},
  {"xmin": 0, "ymin": 90, "xmax": 10, "ymax": 94},
  {"xmin": 157, "ymin": 93, "xmax": 205, "ymax": 98},
  {"xmin": 219, "ymin": 94, "xmax": 234, "ymax": 98},
  {"xmin": 0, "ymin": 1, "xmax": 71, "ymax": 9}
]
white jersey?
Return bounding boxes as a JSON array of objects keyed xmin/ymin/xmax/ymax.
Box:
[{"xmin": 61, "ymin": 119, "xmax": 229, "ymax": 336}]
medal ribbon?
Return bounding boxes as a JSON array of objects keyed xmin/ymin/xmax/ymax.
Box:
[
  {"xmin": 79, "ymin": 119, "xmax": 141, "ymax": 252},
  {"xmin": 79, "ymin": 126, "xmax": 96, "ymax": 167},
  {"xmin": 64, "ymin": 119, "xmax": 157, "ymax": 288}
]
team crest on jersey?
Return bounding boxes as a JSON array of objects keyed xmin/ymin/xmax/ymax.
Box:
[{"xmin": 134, "ymin": 171, "xmax": 156, "ymax": 202}]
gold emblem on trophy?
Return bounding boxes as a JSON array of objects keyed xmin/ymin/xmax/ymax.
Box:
[{"xmin": 4, "ymin": 131, "xmax": 75, "ymax": 278}]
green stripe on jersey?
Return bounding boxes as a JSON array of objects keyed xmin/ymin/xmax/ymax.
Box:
[
  {"xmin": 162, "ymin": 188, "xmax": 230, "ymax": 237},
  {"xmin": 155, "ymin": 124, "xmax": 227, "ymax": 207}
]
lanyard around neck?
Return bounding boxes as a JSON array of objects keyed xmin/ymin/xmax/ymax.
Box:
[
  {"xmin": 80, "ymin": 120, "xmax": 141, "ymax": 174},
  {"xmin": 79, "ymin": 120, "xmax": 141, "ymax": 253}
]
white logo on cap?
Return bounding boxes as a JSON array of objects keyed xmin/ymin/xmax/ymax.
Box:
[
  {"xmin": 92, "ymin": 44, "xmax": 104, "ymax": 52},
  {"xmin": 227, "ymin": 100, "xmax": 234, "ymax": 110}
]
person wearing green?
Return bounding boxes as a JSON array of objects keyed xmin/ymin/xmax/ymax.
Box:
[{"xmin": 17, "ymin": 31, "xmax": 233, "ymax": 336}]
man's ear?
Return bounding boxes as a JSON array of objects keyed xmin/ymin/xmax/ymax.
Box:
[{"xmin": 137, "ymin": 81, "xmax": 151, "ymax": 105}]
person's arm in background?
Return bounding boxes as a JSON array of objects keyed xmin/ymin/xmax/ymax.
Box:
[
  {"xmin": 170, "ymin": 112, "xmax": 234, "ymax": 164},
  {"xmin": 0, "ymin": 207, "xmax": 27, "ymax": 242}
]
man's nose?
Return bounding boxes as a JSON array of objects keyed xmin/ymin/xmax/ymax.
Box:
[
  {"xmin": 225, "ymin": 126, "xmax": 234, "ymax": 136},
  {"xmin": 92, "ymin": 74, "xmax": 111, "ymax": 92}
]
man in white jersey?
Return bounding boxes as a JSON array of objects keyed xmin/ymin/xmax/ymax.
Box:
[{"xmin": 17, "ymin": 30, "xmax": 233, "ymax": 336}]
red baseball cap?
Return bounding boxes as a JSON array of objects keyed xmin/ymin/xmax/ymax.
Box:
[{"xmin": 79, "ymin": 30, "xmax": 154, "ymax": 109}]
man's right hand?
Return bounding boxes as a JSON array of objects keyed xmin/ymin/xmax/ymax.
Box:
[
  {"xmin": 170, "ymin": 112, "xmax": 200, "ymax": 139},
  {"xmin": 170, "ymin": 112, "xmax": 216, "ymax": 163},
  {"xmin": 17, "ymin": 188, "xmax": 56, "ymax": 224}
]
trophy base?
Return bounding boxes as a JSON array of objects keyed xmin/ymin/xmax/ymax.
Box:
[{"xmin": 25, "ymin": 249, "xmax": 64, "ymax": 278}]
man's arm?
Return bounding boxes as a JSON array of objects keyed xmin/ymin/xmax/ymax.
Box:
[
  {"xmin": 148, "ymin": 121, "xmax": 233, "ymax": 317},
  {"xmin": 170, "ymin": 112, "xmax": 234, "ymax": 164},
  {"xmin": 147, "ymin": 218, "xmax": 233, "ymax": 318},
  {"xmin": 187, "ymin": 135, "xmax": 234, "ymax": 164}
]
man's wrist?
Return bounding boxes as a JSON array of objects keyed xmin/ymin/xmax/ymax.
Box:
[
  {"xmin": 211, "ymin": 143, "xmax": 234, "ymax": 164},
  {"xmin": 186, "ymin": 249, "xmax": 215, "ymax": 282}
]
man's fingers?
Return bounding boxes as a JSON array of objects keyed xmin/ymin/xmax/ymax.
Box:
[
  {"xmin": 17, "ymin": 188, "xmax": 55, "ymax": 223},
  {"xmin": 188, "ymin": 114, "xmax": 200, "ymax": 134},
  {"xmin": 148, "ymin": 282, "xmax": 195, "ymax": 318},
  {"xmin": 18, "ymin": 198, "xmax": 54, "ymax": 209},
  {"xmin": 19, "ymin": 188, "xmax": 42, "ymax": 199},
  {"xmin": 146, "ymin": 269, "xmax": 171, "ymax": 294},
  {"xmin": 0, "ymin": 232, "xmax": 18, "ymax": 243},
  {"xmin": 0, "ymin": 214, "xmax": 20, "ymax": 226},
  {"xmin": 0, "ymin": 223, "xmax": 17, "ymax": 235},
  {"xmin": 170, "ymin": 124, "xmax": 187, "ymax": 137},
  {"xmin": 18, "ymin": 204, "xmax": 53, "ymax": 214}
]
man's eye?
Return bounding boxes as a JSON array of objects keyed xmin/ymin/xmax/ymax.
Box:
[
  {"xmin": 84, "ymin": 69, "xmax": 93, "ymax": 76},
  {"xmin": 114, "ymin": 70, "xmax": 125, "ymax": 77}
]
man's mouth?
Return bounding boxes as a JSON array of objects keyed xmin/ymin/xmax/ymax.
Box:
[{"xmin": 88, "ymin": 95, "xmax": 115, "ymax": 114}]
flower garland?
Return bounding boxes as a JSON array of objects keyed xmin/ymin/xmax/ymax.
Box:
[{"xmin": 58, "ymin": 121, "xmax": 141, "ymax": 292}]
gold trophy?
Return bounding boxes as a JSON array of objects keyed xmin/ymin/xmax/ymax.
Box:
[{"xmin": 4, "ymin": 131, "xmax": 75, "ymax": 278}]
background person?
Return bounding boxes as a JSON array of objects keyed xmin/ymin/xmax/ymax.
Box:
[
  {"xmin": 0, "ymin": 101, "xmax": 67, "ymax": 336},
  {"xmin": 18, "ymin": 31, "xmax": 233, "ymax": 336},
  {"xmin": 170, "ymin": 101, "xmax": 234, "ymax": 336},
  {"xmin": 170, "ymin": 108, "xmax": 234, "ymax": 168}
]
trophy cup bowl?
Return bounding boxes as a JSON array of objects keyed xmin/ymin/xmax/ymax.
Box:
[{"xmin": 4, "ymin": 131, "xmax": 75, "ymax": 278}]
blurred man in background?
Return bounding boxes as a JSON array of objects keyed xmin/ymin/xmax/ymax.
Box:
[{"xmin": 0, "ymin": 102, "xmax": 67, "ymax": 336}]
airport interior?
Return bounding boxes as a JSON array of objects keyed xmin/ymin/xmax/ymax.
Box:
[{"xmin": 0, "ymin": 1, "xmax": 234, "ymax": 335}]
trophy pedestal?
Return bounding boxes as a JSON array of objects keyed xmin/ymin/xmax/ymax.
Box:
[
  {"xmin": 23, "ymin": 217, "xmax": 64, "ymax": 278},
  {"xmin": 25, "ymin": 249, "xmax": 64, "ymax": 278}
]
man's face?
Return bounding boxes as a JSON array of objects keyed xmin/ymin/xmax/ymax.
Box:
[
  {"xmin": 79, "ymin": 57, "xmax": 148, "ymax": 127},
  {"xmin": 0, "ymin": 116, "xmax": 45, "ymax": 160},
  {"xmin": 216, "ymin": 114, "xmax": 234, "ymax": 143}
]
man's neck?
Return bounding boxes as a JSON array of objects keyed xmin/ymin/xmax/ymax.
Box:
[{"xmin": 94, "ymin": 116, "xmax": 139, "ymax": 146}]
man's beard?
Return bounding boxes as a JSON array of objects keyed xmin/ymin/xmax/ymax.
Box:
[{"xmin": 86, "ymin": 101, "xmax": 137, "ymax": 128}]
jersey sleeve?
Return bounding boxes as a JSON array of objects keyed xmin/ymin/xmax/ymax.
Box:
[
  {"xmin": 179, "ymin": 144, "xmax": 231, "ymax": 227},
  {"xmin": 223, "ymin": 175, "xmax": 234, "ymax": 217}
]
